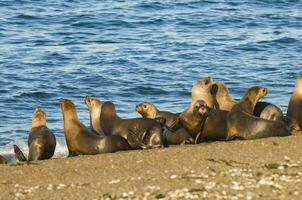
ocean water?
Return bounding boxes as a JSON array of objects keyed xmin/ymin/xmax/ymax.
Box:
[{"xmin": 0, "ymin": 0, "xmax": 301, "ymax": 160}]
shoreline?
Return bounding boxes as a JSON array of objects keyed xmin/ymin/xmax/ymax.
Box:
[{"xmin": 1, "ymin": 135, "xmax": 302, "ymax": 199}]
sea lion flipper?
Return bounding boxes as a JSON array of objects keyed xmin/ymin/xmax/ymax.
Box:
[
  {"xmin": 13, "ymin": 145, "xmax": 27, "ymax": 162},
  {"xmin": 127, "ymin": 128, "xmax": 148, "ymax": 149},
  {"xmin": 166, "ymin": 118, "xmax": 181, "ymax": 132}
]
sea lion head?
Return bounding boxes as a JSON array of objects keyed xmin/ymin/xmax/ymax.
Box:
[
  {"xmin": 242, "ymin": 86, "xmax": 268, "ymax": 102},
  {"xmin": 193, "ymin": 100, "xmax": 209, "ymax": 117},
  {"xmin": 135, "ymin": 102, "xmax": 158, "ymax": 118},
  {"xmin": 179, "ymin": 100, "xmax": 209, "ymax": 136},
  {"xmin": 32, "ymin": 107, "xmax": 46, "ymax": 128},
  {"xmin": 210, "ymin": 82, "xmax": 230, "ymax": 97},
  {"xmin": 59, "ymin": 98, "xmax": 78, "ymax": 120},
  {"xmin": 193, "ymin": 77, "xmax": 213, "ymax": 88},
  {"xmin": 239, "ymin": 86, "xmax": 268, "ymax": 114},
  {"xmin": 294, "ymin": 74, "xmax": 302, "ymax": 93},
  {"xmin": 84, "ymin": 96, "xmax": 102, "ymax": 113},
  {"xmin": 101, "ymin": 101, "xmax": 117, "ymax": 119},
  {"xmin": 191, "ymin": 77, "xmax": 214, "ymax": 107}
]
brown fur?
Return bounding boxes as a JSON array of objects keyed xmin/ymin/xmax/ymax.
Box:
[
  {"xmin": 84, "ymin": 96, "xmax": 105, "ymax": 136},
  {"xmin": 14, "ymin": 108, "xmax": 56, "ymax": 162},
  {"xmin": 227, "ymin": 86, "xmax": 290, "ymax": 140},
  {"xmin": 210, "ymin": 82, "xmax": 237, "ymax": 110},
  {"xmin": 179, "ymin": 100, "xmax": 228, "ymax": 142},
  {"xmin": 60, "ymin": 99, "xmax": 131, "ymax": 156},
  {"xmin": 136, "ymin": 102, "xmax": 192, "ymax": 145},
  {"xmin": 191, "ymin": 77, "xmax": 215, "ymax": 107},
  {"xmin": 287, "ymin": 75, "xmax": 302, "ymax": 135},
  {"xmin": 210, "ymin": 81, "xmax": 284, "ymax": 121},
  {"xmin": 101, "ymin": 101, "xmax": 164, "ymax": 149}
]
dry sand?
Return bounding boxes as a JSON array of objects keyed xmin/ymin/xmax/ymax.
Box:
[{"xmin": 1, "ymin": 135, "xmax": 302, "ymax": 200}]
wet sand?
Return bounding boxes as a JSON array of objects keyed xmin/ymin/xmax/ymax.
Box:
[{"xmin": 1, "ymin": 135, "xmax": 302, "ymax": 200}]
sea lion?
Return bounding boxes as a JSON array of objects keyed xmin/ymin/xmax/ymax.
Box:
[
  {"xmin": 227, "ymin": 86, "xmax": 290, "ymax": 140},
  {"xmin": 59, "ymin": 99, "xmax": 131, "ymax": 156},
  {"xmin": 287, "ymin": 74, "xmax": 302, "ymax": 135},
  {"xmin": 178, "ymin": 100, "xmax": 228, "ymax": 143},
  {"xmin": 14, "ymin": 108, "xmax": 56, "ymax": 162},
  {"xmin": 84, "ymin": 96, "xmax": 105, "ymax": 136},
  {"xmin": 0, "ymin": 155, "xmax": 7, "ymax": 164},
  {"xmin": 100, "ymin": 101, "xmax": 165, "ymax": 149},
  {"xmin": 136, "ymin": 102, "xmax": 193, "ymax": 145},
  {"xmin": 191, "ymin": 77, "xmax": 215, "ymax": 107},
  {"xmin": 210, "ymin": 81, "xmax": 284, "ymax": 121}
]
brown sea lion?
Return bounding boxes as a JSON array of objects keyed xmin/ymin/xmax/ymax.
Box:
[
  {"xmin": 14, "ymin": 108, "xmax": 56, "ymax": 162},
  {"xmin": 0, "ymin": 155, "xmax": 7, "ymax": 164},
  {"xmin": 210, "ymin": 81, "xmax": 284, "ymax": 121},
  {"xmin": 178, "ymin": 100, "xmax": 228, "ymax": 143},
  {"xmin": 136, "ymin": 102, "xmax": 193, "ymax": 145},
  {"xmin": 84, "ymin": 96, "xmax": 105, "ymax": 136},
  {"xmin": 227, "ymin": 86, "xmax": 290, "ymax": 140},
  {"xmin": 287, "ymin": 75, "xmax": 302, "ymax": 135},
  {"xmin": 191, "ymin": 77, "xmax": 215, "ymax": 107},
  {"xmin": 100, "ymin": 101, "xmax": 165, "ymax": 149},
  {"xmin": 59, "ymin": 99, "xmax": 131, "ymax": 156}
]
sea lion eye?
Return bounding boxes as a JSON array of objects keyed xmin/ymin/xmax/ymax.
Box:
[{"xmin": 143, "ymin": 104, "xmax": 147, "ymax": 109}]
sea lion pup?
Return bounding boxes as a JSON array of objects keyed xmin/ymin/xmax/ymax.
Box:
[
  {"xmin": 227, "ymin": 86, "xmax": 290, "ymax": 140},
  {"xmin": 210, "ymin": 81, "xmax": 284, "ymax": 121},
  {"xmin": 287, "ymin": 74, "xmax": 302, "ymax": 135},
  {"xmin": 14, "ymin": 108, "xmax": 56, "ymax": 162},
  {"xmin": 136, "ymin": 102, "xmax": 193, "ymax": 145},
  {"xmin": 84, "ymin": 96, "xmax": 105, "ymax": 136},
  {"xmin": 100, "ymin": 101, "xmax": 165, "ymax": 149},
  {"xmin": 59, "ymin": 99, "xmax": 131, "ymax": 156},
  {"xmin": 177, "ymin": 100, "xmax": 228, "ymax": 143},
  {"xmin": 0, "ymin": 155, "xmax": 7, "ymax": 164}
]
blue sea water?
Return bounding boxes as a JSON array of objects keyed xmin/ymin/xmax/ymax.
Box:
[{"xmin": 0, "ymin": 0, "xmax": 301, "ymax": 159}]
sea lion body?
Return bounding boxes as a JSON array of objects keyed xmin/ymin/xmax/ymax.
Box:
[
  {"xmin": 0, "ymin": 155, "xmax": 7, "ymax": 164},
  {"xmin": 210, "ymin": 81, "xmax": 284, "ymax": 121},
  {"xmin": 60, "ymin": 99, "xmax": 131, "ymax": 156},
  {"xmin": 200, "ymin": 109, "xmax": 228, "ymax": 142},
  {"xmin": 227, "ymin": 86, "xmax": 290, "ymax": 140},
  {"xmin": 14, "ymin": 108, "xmax": 56, "ymax": 162},
  {"xmin": 254, "ymin": 102, "xmax": 284, "ymax": 121},
  {"xmin": 136, "ymin": 102, "xmax": 192, "ymax": 145},
  {"xmin": 287, "ymin": 75, "xmax": 302, "ymax": 135},
  {"xmin": 179, "ymin": 100, "xmax": 228, "ymax": 143},
  {"xmin": 179, "ymin": 101, "xmax": 208, "ymax": 139},
  {"xmin": 28, "ymin": 126, "xmax": 56, "ymax": 161},
  {"xmin": 101, "ymin": 102, "xmax": 164, "ymax": 149}
]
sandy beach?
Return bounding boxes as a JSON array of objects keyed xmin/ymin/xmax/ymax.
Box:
[{"xmin": 0, "ymin": 135, "xmax": 302, "ymax": 200}]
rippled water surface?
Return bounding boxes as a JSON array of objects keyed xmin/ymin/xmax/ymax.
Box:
[{"xmin": 0, "ymin": 0, "xmax": 301, "ymax": 157}]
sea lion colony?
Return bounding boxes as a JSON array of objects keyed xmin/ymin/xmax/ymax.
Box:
[{"xmin": 0, "ymin": 75, "xmax": 301, "ymax": 164}]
